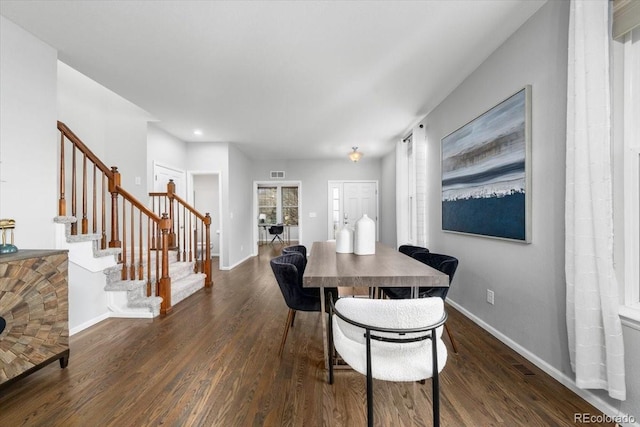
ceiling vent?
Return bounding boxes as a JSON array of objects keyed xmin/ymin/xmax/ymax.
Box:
[{"xmin": 270, "ymin": 171, "xmax": 285, "ymax": 179}]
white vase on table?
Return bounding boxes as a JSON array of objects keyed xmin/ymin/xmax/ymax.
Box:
[
  {"xmin": 354, "ymin": 214, "xmax": 375, "ymax": 255},
  {"xmin": 335, "ymin": 225, "xmax": 354, "ymax": 253}
]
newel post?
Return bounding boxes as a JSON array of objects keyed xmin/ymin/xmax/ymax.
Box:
[
  {"xmin": 167, "ymin": 179, "xmax": 177, "ymax": 248},
  {"xmin": 58, "ymin": 131, "xmax": 66, "ymax": 216},
  {"xmin": 204, "ymin": 213, "xmax": 213, "ymax": 287},
  {"xmin": 108, "ymin": 166, "xmax": 122, "ymax": 248},
  {"xmin": 159, "ymin": 213, "xmax": 173, "ymax": 315}
]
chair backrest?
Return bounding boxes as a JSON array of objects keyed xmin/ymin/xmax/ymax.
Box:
[
  {"xmin": 331, "ymin": 296, "xmax": 447, "ymax": 381},
  {"xmin": 269, "ymin": 225, "xmax": 284, "ymax": 234},
  {"xmin": 282, "ymin": 245, "xmax": 307, "ymax": 270},
  {"xmin": 282, "ymin": 244, "xmax": 306, "ymax": 258},
  {"xmin": 270, "ymin": 252, "xmax": 319, "ymax": 311},
  {"xmin": 412, "ymin": 252, "xmax": 458, "ymax": 299},
  {"xmin": 398, "ymin": 244, "xmax": 429, "ymax": 257},
  {"xmin": 334, "ymin": 297, "xmax": 445, "ymax": 338}
]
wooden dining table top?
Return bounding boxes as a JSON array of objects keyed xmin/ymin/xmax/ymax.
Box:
[{"xmin": 303, "ymin": 241, "xmax": 449, "ymax": 288}]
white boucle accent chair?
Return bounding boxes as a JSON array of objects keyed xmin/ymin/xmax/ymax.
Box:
[{"xmin": 328, "ymin": 295, "xmax": 448, "ymax": 427}]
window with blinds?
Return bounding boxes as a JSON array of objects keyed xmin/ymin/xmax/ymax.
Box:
[
  {"xmin": 258, "ymin": 186, "xmax": 277, "ymax": 224},
  {"xmin": 257, "ymin": 184, "xmax": 300, "ymax": 225},
  {"xmin": 282, "ymin": 186, "xmax": 299, "ymax": 226}
]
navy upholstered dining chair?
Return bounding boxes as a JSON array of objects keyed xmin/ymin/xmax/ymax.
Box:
[
  {"xmin": 398, "ymin": 244, "xmax": 429, "ymax": 257},
  {"xmin": 270, "ymin": 252, "xmax": 337, "ymax": 356},
  {"xmin": 382, "ymin": 252, "xmax": 459, "ymax": 353},
  {"xmin": 282, "ymin": 245, "xmax": 307, "ymax": 265},
  {"xmin": 328, "ymin": 295, "xmax": 448, "ymax": 427}
]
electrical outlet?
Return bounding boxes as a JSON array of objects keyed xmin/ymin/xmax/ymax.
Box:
[{"xmin": 487, "ymin": 289, "xmax": 495, "ymax": 305}]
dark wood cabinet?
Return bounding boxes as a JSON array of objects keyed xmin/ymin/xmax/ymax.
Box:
[{"xmin": 0, "ymin": 250, "xmax": 69, "ymax": 389}]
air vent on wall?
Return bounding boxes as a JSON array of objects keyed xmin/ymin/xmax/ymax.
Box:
[{"xmin": 270, "ymin": 171, "xmax": 285, "ymax": 179}]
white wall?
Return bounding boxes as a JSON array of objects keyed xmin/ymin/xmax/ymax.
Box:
[
  {"xmin": 67, "ymin": 263, "xmax": 109, "ymax": 333},
  {"xmin": 0, "ymin": 16, "xmax": 58, "ymax": 249},
  {"xmin": 58, "ymin": 62, "xmax": 153, "ymax": 202},
  {"xmin": 228, "ymin": 144, "xmax": 254, "ymax": 266},
  {"xmin": 420, "ymin": 0, "xmax": 639, "ymax": 421},
  {"xmin": 424, "ymin": 0, "xmax": 568, "ymax": 369},
  {"xmin": 250, "ymin": 158, "xmax": 384, "ymax": 250}
]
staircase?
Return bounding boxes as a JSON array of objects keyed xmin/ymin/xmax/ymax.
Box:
[
  {"xmin": 104, "ymin": 252, "xmax": 205, "ymax": 318},
  {"xmin": 55, "ymin": 121, "xmax": 212, "ymax": 317}
]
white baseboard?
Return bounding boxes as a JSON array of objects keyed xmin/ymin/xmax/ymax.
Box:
[
  {"xmin": 69, "ymin": 312, "xmax": 110, "ymax": 336},
  {"xmin": 447, "ymin": 299, "xmax": 638, "ymax": 427},
  {"xmin": 108, "ymin": 311, "xmax": 154, "ymax": 319},
  {"xmin": 220, "ymin": 254, "xmax": 253, "ymax": 270}
]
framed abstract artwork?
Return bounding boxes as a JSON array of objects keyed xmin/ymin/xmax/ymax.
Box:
[{"xmin": 441, "ymin": 86, "xmax": 531, "ymax": 242}]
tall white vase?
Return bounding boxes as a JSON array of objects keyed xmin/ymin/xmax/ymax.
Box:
[
  {"xmin": 354, "ymin": 214, "xmax": 375, "ymax": 255},
  {"xmin": 335, "ymin": 225, "xmax": 354, "ymax": 253}
]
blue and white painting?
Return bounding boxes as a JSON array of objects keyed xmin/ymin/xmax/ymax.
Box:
[{"xmin": 441, "ymin": 87, "xmax": 530, "ymax": 242}]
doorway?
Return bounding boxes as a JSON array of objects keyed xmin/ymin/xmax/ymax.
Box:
[
  {"xmin": 327, "ymin": 181, "xmax": 378, "ymax": 240},
  {"xmin": 187, "ymin": 171, "xmax": 223, "ymax": 265},
  {"xmin": 253, "ymin": 180, "xmax": 302, "ymax": 252},
  {"xmin": 191, "ymin": 174, "xmax": 221, "ymax": 256}
]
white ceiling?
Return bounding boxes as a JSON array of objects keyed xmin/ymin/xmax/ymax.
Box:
[{"xmin": 0, "ymin": 1, "xmax": 546, "ymax": 160}]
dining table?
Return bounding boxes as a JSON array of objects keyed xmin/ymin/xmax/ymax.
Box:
[{"xmin": 303, "ymin": 240, "xmax": 449, "ymax": 369}]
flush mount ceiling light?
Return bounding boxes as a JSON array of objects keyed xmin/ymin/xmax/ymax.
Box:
[
  {"xmin": 348, "ymin": 146, "xmax": 363, "ymax": 162},
  {"xmin": 193, "ymin": 129, "xmax": 203, "ymax": 136}
]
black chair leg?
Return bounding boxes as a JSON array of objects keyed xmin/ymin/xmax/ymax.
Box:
[
  {"xmin": 367, "ymin": 374, "xmax": 373, "ymax": 427},
  {"xmin": 328, "ymin": 311, "xmax": 334, "ymax": 384},
  {"xmin": 433, "ymin": 374, "xmax": 440, "ymax": 427},
  {"xmin": 432, "ymin": 331, "xmax": 440, "ymax": 427},
  {"xmin": 270, "ymin": 234, "xmax": 284, "ymax": 244},
  {"xmin": 366, "ymin": 330, "xmax": 373, "ymax": 427}
]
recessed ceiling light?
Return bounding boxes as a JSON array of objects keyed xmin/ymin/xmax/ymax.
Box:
[{"xmin": 193, "ymin": 129, "xmax": 203, "ymax": 136}]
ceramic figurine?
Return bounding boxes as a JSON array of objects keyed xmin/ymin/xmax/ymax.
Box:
[{"xmin": 0, "ymin": 218, "xmax": 18, "ymax": 254}]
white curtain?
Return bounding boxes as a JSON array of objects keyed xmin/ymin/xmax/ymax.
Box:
[
  {"xmin": 396, "ymin": 139, "xmax": 408, "ymax": 247},
  {"xmin": 395, "ymin": 126, "xmax": 429, "ymax": 249},
  {"xmin": 414, "ymin": 126, "xmax": 428, "ymax": 248},
  {"xmin": 565, "ymin": 0, "xmax": 625, "ymax": 400}
]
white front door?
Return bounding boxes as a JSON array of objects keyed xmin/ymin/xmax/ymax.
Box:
[
  {"xmin": 343, "ymin": 182, "xmax": 377, "ymax": 227},
  {"xmin": 327, "ymin": 181, "xmax": 378, "ymax": 239}
]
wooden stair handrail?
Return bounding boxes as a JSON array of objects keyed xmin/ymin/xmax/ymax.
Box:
[
  {"xmin": 149, "ymin": 191, "xmax": 209, "ymax": 222},
  {"xmin": 117, "ymin": 185, "xmax": 162, "ymax": 224},
  {"xmin": 58, "ymin": 121, "xmax": 113, "ymax": 177},
  {"xmin": 57, "ymin": 121, "xmax": 174, "ymax": 315},
  {"xmin": 150, "ymin": 179, "xmax": 213, "ymax": 288}
]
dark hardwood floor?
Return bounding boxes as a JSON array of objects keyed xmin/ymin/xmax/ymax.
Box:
[{"xmin": 0, "ymin": 244, "xmax": 613, "ymax": 426}]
